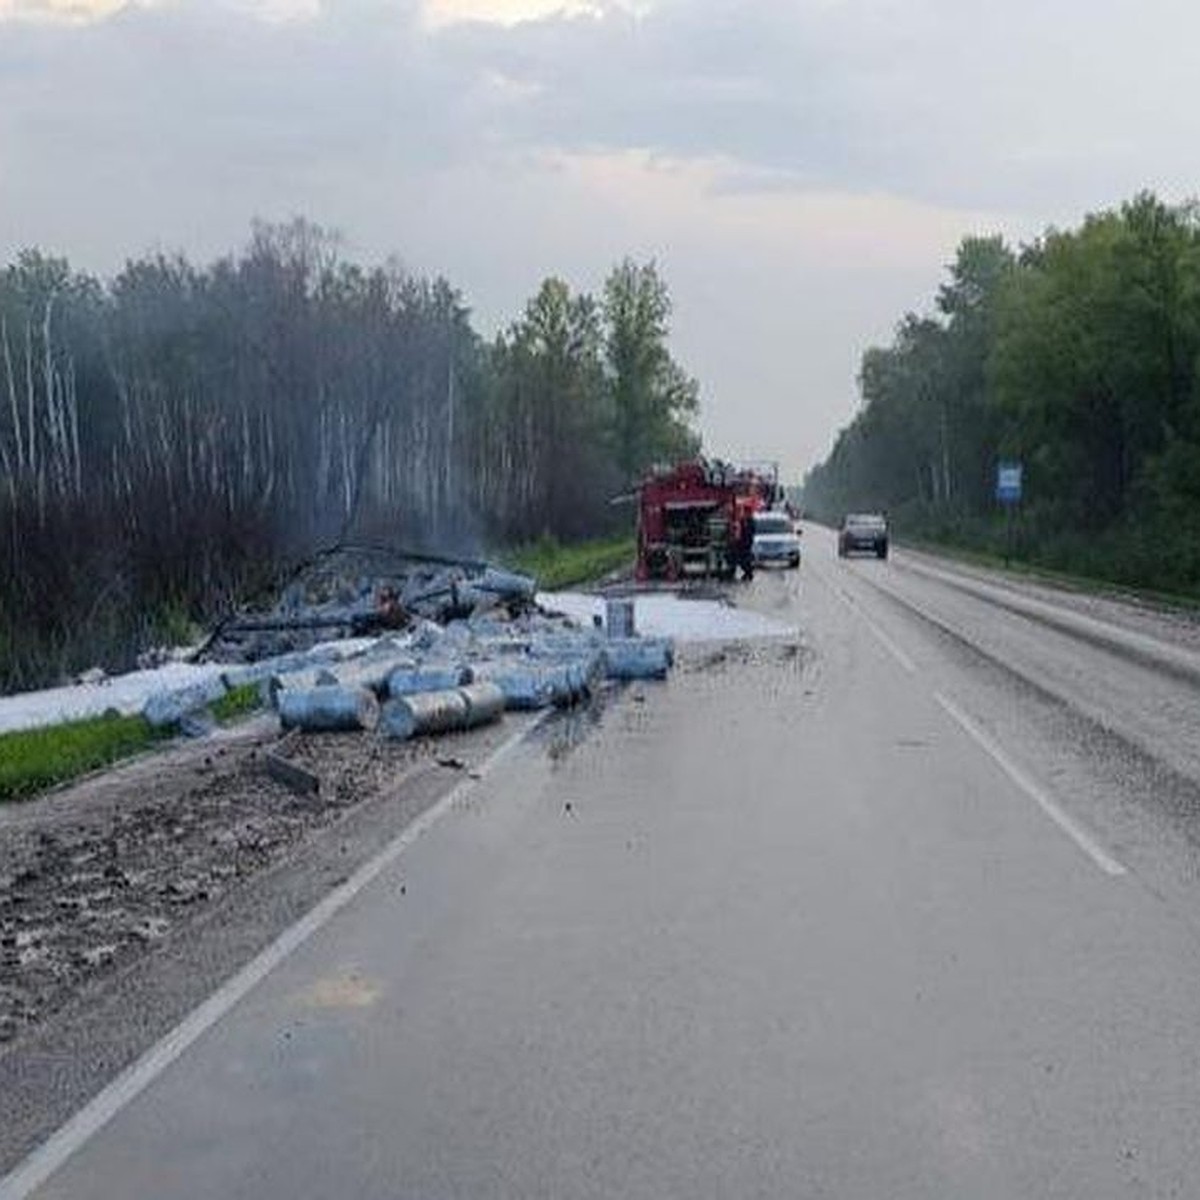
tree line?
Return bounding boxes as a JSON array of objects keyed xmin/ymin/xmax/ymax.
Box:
[
  {"xmin": 0, "ymin": 219, "xmax": 699, "ymax": 691},
  {"xmin": 803, "ymin": 192, "xmax": 1200, "ymax": 595}
]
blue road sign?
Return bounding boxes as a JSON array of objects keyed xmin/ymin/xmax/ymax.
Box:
[{"xmin": 996, "ymin": 461, "xmax": 1023, "ymax": 504}]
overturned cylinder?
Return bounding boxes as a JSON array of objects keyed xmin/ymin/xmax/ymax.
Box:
[
  {"xmin": 261, "ymin": 665, "xmax": 338, "ymax": 709},
  {"xmin": 471, "ymin": 665, "xmax": 555, "ymax": 711},
  {"xmin": 380, "ymin": 689, "xmax": 470, "ymax": 741},
  {"xmin": 476, "ymin": 566, "xmax": 537, "ymax": 603},
  {"xmin": 553, "ymin": 662, "xmax": 589, "ymax": 706},
  {"xmin": 603, "ymin": 638, "xmax": 672, "ymax": 681},
  {"xmin": 220, "ymin": 644, "xmax": 343, "ymax": 692},
  {"xmin": 458, "ymin": 681, "xmax": 506, "ymax": 727},
  {"xmin": 278, "ymin": 686, "xmax": 380, "ymax": 733},
  {"xmin": 326, "ymin": 654, "xmax": 419, "ymax": 696},
  {"xmin": 142, "ymin": 676, "xmax": 228, "ymax": 729},
  {"xmin": 527, "ymin": 634, "xmax": 603, "ymax": 660},
  {"xmin": 387, "ymin": 663, "xmax": 473, "ymax": 698}
]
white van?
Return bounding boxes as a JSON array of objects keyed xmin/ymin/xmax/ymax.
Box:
[{"xmin": 751, "ymin": 510, "xmax": 801, "ymax": 569}]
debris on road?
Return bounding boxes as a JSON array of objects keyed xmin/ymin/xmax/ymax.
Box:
[
  {"xmin": 263, "ymin": 750, "xmax": 322, "ymax": 798},
  {"xmin": 458, "ymin": 682, "xmax": 506, "ymax": 727},
  {"xmin": 380, "ymin": 681, "xmax": 508, "ymax": 742},
  {"xmin": 0, "ymin": 722, "xmax": 465, "ymax": 1047},
  {"xmin": 0, "ymin": 543, "xmax": 741, "ymax": 1061},
  {"xmin": 387, "ymin": 664, "xmax": 472, "ymax": 697},
  {"xmin": 381, "ymin": 690, "xmax": 469, "ymax": 740},
  {"xmin": 200, "ymin": 544, "xmax": 540, "ymax": 664},
  {"xmin": 604, "ymin": 638, "xmax": 674, "ymax": 680},
  {"xmin": 141, "ymin": 677, "xmax": 229, "ymax": 730},
  {"xmin": 278, "ymin": 686, "xmax": 381, "ymax": 734}
]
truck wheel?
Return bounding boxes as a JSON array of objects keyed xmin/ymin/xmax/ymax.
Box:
[{"xmin": 877, "ymin": 543, "xmax": 888, "ymax": 560}]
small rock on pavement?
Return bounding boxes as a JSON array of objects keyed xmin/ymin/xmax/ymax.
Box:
[
  {"xmin": 79, "ymin": 944, "xmax": 119, "ymax": 968},
  {"xmin": 130, "ymin": 916, "xmax": 171, "ymax": 942}
]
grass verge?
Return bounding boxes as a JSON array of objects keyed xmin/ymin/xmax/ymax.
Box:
[
  {"xmin": 0, "ymin": 712, "xmax": 169, "ymax": 802},
  {"xmin": 504, "ymin": 534, "xmax": 635, "ymax": 591},
  {"xmin": 210, "ymin": 682, "xmax": 263, "ymax": 723}
]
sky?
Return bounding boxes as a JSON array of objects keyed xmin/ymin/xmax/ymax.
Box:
[{"xmin": 2, "ymin": 0, "xmax": 1198, "ymax": 479}]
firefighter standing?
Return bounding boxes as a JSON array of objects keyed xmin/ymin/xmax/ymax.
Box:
[{"xmin": 737, "ymin": 511, "xmax": 755, "ymax": 580}]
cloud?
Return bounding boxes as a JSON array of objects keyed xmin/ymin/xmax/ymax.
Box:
[
  {"xmin": 434, "ymin": 0, "xmax": 1200, "ymax": 213},
  {"xmin": 0, "ymin": 0, "xmax": 124, "ymax": 19},
  {"xmin": 422, "ymin": 0, "xmax": 596, "ymax": 29},
  {"xmin": 1, "ymin": 0, "xmax": 1197, "ymax": 472},
  {"xmin": 3, "ymin": 0, "xmax": 1196, "ymax": 245}
]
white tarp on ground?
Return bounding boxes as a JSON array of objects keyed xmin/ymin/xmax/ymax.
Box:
[
  {"xmin": 538, "ymin": 591, "xmax": 797, "ymax": 642},
  {"xmin": 0, "ymin": 662, "xmax": 228, "ymax": 736},
  {"xmin": 0, "ymin": 638, "xmax": 382, "ymax": 736},
  {"xmin": 0, "ymin": 596, "xmax": 793, "ymax": 737}
]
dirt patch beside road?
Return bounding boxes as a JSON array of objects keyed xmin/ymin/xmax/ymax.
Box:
[
  {"xmin": 0, "ymin": 708, "xmax": 548, "ymax": 1175},
  {"xmin": 0, "ymin": 715, "xmax": 513, "ymax": 1048}
]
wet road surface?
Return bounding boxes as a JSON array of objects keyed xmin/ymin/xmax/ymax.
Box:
[{"xmin": 8, "ymin": 529, "xmax": 1200, "ymax": 1199}]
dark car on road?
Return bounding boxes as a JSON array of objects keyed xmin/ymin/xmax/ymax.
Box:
[{"xmin": 838, "ymin": 513, "xmax": 889, "ymax": 559}]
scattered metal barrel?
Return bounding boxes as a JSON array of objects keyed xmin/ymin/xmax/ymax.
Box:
[
  {"xmin": 278, "ymin": 686, "xmax": 380, "ymax": 733},
  {"xmin": 528, "ymin": 634, "xmax": 603, "ymax": 660},
  {"xmin": 603, "ymin": 638, "xmax": 672, "ymax": 680},
  {"xmin": 471, "ymin": 664, "xmax": 556, "ymax": 710},
  {"xmin": 605, "ymin": 597, "xmax": 636, "ymax": 638},
  {"xmin": 261, "ymin": 665, "xmax": 338, "ymax": 709},
  {"xmin": 477, "ymin": 567, "xmax": 537, "ymax": 603},
  {"xmin": 576, "ymin": 650, "xmax": 608, "ymax": 691},
  {"xmin": 142, "ymin": 677, "xmax": 228, "ymax": 729},
  {"xmin": 387, "ymin": 663, "xmax": 473, "ymax": 698},
  {"xmin": 473, "ymin": 635, "xmax": 534, "ymax": 657},
  {"xmin": 221, "ymin": 645, "xmax": 344, "ymax": 691},
  {"xmin": 380, "ymin": 689, "xmax": 470, "ymax": 740},
  {"xmin": 458, "ymin": 682, "xmax": 506, "ymax": 727},
  {"xmin": 327, "ymin": 654, "xmax": 419, "ymax": 696},
  {"xmin": 475, "ymin": 654, "xmax": 601, "ymax": 708},
  {"xmin": 542, "ymin": 664, "xmax": 582, "ymax": 707}
]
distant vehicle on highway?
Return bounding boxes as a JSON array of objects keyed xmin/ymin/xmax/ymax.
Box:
[
  {"xmin": 838, "ymin": 513, "xmax": 889, "ymax": 559},
  {"xmin": 752, "ymin": 509, "xmax": 801, "ymax": 569}
]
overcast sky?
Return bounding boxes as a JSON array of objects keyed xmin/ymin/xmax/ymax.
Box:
[{"xmin": 2, "ymin": 0, "xmax": 1198, "ymax": 478}]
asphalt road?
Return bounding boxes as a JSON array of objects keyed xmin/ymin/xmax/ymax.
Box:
[{"xmin": 9, "ymin": 529, "xmax": 1200, "ymax": 1199}]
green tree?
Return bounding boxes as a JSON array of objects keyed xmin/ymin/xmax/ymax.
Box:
[{"xmin": 602, "ymin": 259, "xmax": 699, "ymax": 479}]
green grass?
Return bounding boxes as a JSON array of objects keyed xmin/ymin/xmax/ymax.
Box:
[
  {"xmin": 504, "ymin": 534, "xmax": 636, "ymax": 590},
  {"xmin": 0, "ymin": 712, "xmax": 169, "ymax": 802},
  {"xmin": 210, "ymin": 682, "xmax": 263, "ymax": 723}
]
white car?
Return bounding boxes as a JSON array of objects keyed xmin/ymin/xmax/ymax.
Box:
[{"xmin": 751, "ymin": 510, "xmax": 801, "ymax": 569}]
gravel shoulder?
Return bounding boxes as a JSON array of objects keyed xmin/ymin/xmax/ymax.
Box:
[
  {"xmin": 0, "ymin": 707, "xmax": 546, "ymax": 1174},
  {"xmin": 897, "ymin": 544, "xmax": 1200, "ymax": 654},
  {"xmin": 0, "ymin": 578, "xmax": 781, "ymax": 1177}
]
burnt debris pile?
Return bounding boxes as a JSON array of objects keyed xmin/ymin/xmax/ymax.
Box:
[
  {"xmin": 142, "ymin": 546, "xmax": 674, "ymax": 741},
  {"xmin": 200, "ymin": 545, "xmax": 539, "ymax": 664}
]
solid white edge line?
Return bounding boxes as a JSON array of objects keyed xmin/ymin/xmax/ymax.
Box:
[
  {"xmin": 933, "ymin": 691, "xmax": 1127, "ymax": 878},
  {"xmin": 0, "ymin": 711, "xmax": 553, "ymax": 1200}
]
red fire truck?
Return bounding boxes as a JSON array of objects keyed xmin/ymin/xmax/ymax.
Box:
[{"xmin": 634, "ymin": 459, "xmax": 779, "ymax": 582}]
